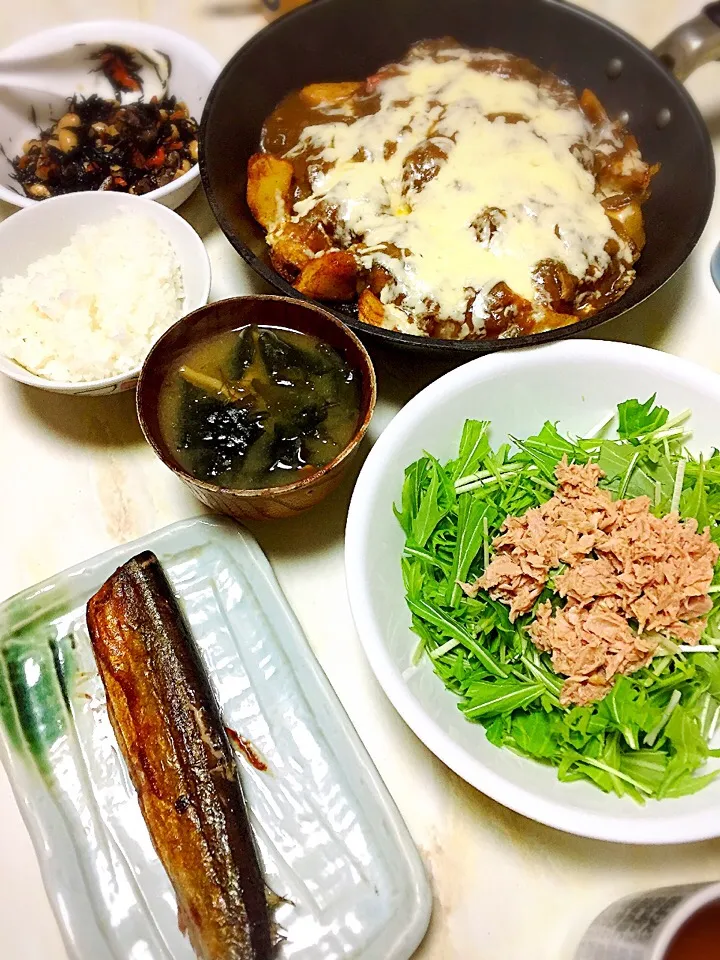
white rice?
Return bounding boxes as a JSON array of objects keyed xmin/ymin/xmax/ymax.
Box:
[{"xmin": 0, "ymin": 213, "xmax": 184, "ymax": 383}]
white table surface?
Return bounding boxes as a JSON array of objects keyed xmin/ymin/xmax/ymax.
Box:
[{"xmin": 0, "ymin": 2, "xmax": 719, "ymax": 958}]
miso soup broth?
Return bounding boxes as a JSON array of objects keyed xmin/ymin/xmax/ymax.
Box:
[{"xmin": 158, "ymin": 324, "xmax": 361, "ymax": 490}]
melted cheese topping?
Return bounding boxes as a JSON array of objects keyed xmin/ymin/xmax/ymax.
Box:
[{"xmin": 286, "ymin": 48, "xmax": 630, "ymax": 336}]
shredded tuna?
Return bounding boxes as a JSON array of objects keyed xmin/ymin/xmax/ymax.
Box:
[{"xmin": 466, "ymin": 458, "xmax": 719, "ymax": 705}]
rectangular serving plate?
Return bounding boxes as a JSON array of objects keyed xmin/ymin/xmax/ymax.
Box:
[{"xmin": 0, "ymin": 516, "xmax": 431, "ymax": 960}]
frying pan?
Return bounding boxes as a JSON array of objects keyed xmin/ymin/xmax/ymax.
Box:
[{"xmin": 199, "ymin": 0, "xmax": 720, "ymax": 357}]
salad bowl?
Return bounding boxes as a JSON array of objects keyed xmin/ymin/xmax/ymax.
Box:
[{"xmin": 345, "ymin": 339, "xmax": 720, "ymax": 844}]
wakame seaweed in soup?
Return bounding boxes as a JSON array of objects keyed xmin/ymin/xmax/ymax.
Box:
[{"xmin": 158, "ymin": 325, "xmax": 361, "ymax": 490}]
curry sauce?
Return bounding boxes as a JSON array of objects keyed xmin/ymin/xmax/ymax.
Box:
[{"xmin": 251, "ymin": 39, "xmax": 658, "ymax": 340}]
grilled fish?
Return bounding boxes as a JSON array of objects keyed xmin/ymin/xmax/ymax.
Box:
[{"xmin": 86, "ymin": 551, "xmax": 273, "ymax": 960}]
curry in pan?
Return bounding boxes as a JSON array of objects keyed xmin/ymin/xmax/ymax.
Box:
[{"xmin": 247, "ymin": 39, "xmax": 658, "ymax": 341}]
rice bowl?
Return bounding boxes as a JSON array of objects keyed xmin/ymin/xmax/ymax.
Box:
[{"xmin": 0, "ymin": 191, "xmax": 210, "ymax": 396}]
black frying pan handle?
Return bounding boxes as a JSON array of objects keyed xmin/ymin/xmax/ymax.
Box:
[
  {"xmin": 653, "ymin": 3, "xmax": 720, "ymax": 81},
  {"xmin": 707, "ymin": 1, "xmax": 720, "ymax": 28}
]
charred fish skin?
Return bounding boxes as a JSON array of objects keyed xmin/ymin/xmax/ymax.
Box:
[{"xmin": 86, "ymin": 551, "xmax": 273, "ymax": 960}]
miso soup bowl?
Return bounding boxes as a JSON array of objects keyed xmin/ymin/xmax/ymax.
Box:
[{"xmin": 137, "ymin": 295, "xmax": 377, "ymax": 520}]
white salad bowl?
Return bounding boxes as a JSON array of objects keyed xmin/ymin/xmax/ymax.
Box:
[
  {"xmin": 0, "ymin": 20, "xmax": 219, "ymax": 210},
  {"xmin": 346, "ymin": 339, "xmax": 720, "ymax": 844},
  {"xmin": 0, "ymin": 191, "xmax": 211, "ymax": 395}
]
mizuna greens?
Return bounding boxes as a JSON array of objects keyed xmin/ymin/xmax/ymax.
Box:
[{"xmin": 395, "ymin": 397, "xmax": 720, "ymax": 802}]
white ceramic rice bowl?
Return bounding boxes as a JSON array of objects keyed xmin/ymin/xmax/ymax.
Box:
[
  {"xmin": 0, "ymin": 191, "xmax": 210, "ymax": 395},
  {"xmin": 345, "ymin": 339, "xmax": 720, "ymax": 844}
]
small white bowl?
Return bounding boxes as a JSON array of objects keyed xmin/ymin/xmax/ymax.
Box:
[
  {"xmin": 0, "ymin": 191, "xmax": 211, "ymax": 395},
  {"xmin": 346, "ymin": 339, "xmax": 720, "ymax": 844},
  {"xmin": 0, "ymin": 20, "xmax": 219, "ymax": 210}
]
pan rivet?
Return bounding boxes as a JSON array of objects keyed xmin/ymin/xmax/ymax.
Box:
[
  {"xmin": 618, "ymin": 110, "xmax": 630, "ymax": 125},
  {"xmin": 656, "ymin": 108, "xmax": 672, "ymax": 129},
  {"xmin": 606, "ymin": 58, "xmax": 623, "ymax": 79}
]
